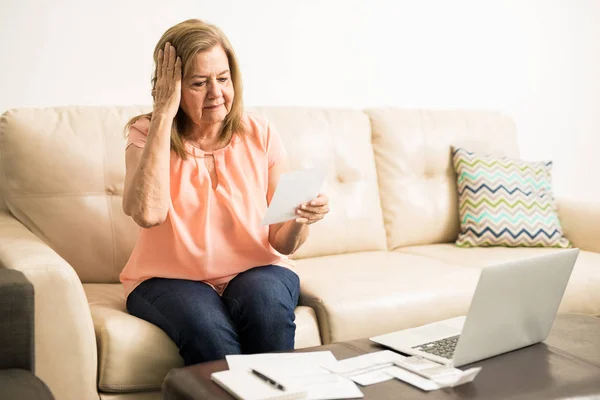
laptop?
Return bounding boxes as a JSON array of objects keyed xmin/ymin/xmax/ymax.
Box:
[{"xmin": 370, "ymin": 248, "xmax": 579, "ymax": 367}]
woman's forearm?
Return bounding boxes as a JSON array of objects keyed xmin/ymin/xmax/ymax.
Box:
[
  {"xmin": 123, "ymin": 113, "xmax": 172, "ymax": 227},
  {"xmin": 271, "ymin": 220, "xmax": 310, "ymax": 255}
]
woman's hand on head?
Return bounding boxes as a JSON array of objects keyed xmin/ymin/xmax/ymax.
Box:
[
  {"xmin": 153, "ymin": 42, "xmax": 182, "ymax": 120},
  {"xmin": 294, "ymin": 193, "xmax": 330, "ymax": 225}
]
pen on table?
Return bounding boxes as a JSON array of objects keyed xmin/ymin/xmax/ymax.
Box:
[{"xmin": 250, "ymin": 368, "xmax": 286, "ymax": 391}]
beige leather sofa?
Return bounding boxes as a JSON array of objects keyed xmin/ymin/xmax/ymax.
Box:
[{"xmin": 0, "ymin": 106, "xmax": 598, "ymax": 400}]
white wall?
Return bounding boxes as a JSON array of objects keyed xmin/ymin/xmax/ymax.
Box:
[{"xmin": 1, "ymin": 0, "xmax": 598, "ymax": 199}]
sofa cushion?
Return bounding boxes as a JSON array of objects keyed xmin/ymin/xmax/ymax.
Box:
[
  {"xmin": 84, "ymin": 284, "xmax": 321, "ymax": 393},
  {"xmin": 296, "ymin": 251, "xmax": 481, "ymax": 344},
  {"xmin": 0, "ymin": 106, "xmax": 148, "ymax": 283},
  {"xmin": 398, "ymin": 244, "xmax": 600, "ymax": 316},
  {"xmin": 452, "ymin": 147, "xmax": 570, "ymax": 248},
  {"xmin": 365, "ymin": 109, "xmax": 520, "ymax": 250}
]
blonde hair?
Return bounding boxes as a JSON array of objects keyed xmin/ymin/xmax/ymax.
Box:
[{"xmin": 126, "ymin": 19, "xmax": 244, "ymax": 159}]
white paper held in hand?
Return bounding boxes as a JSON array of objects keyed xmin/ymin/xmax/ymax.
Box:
[{"xmin": 261, "ymin": 167, "xmax": 327, "ymax": 226}]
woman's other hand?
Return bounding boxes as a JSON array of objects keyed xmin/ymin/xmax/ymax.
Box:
[
  {"xmin": 153, "ymin": 42, "xmax": 182, "ymax": 119},
  {"xmin": 294, "ymin": 193, "xmax": 330, "ymax": 225}
]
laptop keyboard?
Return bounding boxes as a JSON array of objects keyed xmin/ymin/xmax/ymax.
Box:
[{"xmin": 412, "ymin": 335, "xmax": 460, "ymax": 359}]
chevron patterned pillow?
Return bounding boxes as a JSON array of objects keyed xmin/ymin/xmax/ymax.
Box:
[{"xmin": 452, "ymin": 147, "xmax": 571, "ymax": 248}]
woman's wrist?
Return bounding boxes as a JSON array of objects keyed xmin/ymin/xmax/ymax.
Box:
[
  {"xmin": 286, "ymin": 219, "xmax": 309, "ymax": 253},
  {"xmin": 151, "ymin": 109, "xmax": 174, "ymax": 123},
  {"xmin": 271, "ymin": 220, "xmax": 309, "ymax": 255},
  {"xmin": 148, "ymin": 112, "xmax": 176, "ymax": 141}
]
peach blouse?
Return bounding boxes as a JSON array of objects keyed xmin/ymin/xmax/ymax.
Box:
[{"xmin": 119, "ymin": 114, "xmax": 295, "ymax": 297}]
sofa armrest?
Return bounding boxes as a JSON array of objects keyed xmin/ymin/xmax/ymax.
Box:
[
  {"xmin": 0, "ymin": 269, "xmax": 34, "ymax": 371},
  {"xmin": 557, "ymin": 197, "xmax": 600, "ymax": 253},
  {"xmin": 0, "ymin": 211, "xmax": 99, "ymax": 400}
]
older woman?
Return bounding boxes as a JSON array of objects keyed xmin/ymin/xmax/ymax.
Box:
[{"xmin": 120, "ymin": 19, "xmax": 329, "ymax": 365}]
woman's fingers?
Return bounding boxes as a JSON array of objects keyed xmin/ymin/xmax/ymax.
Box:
[
  {"xmin": 162, "ymin": 42, "xmax": 170, "ymax": 71},
  {"xmin": 295, "ymin": 208, "xmax": 326, "ymax": 224},
  {"xmin": 156, "ymin": 49, "xmax": 164, "ymax": 80},
  {"xmin": 298, "ymin": 203, "xmax": 329, "ymax": 214},
  {"xmin": 167, "ymin": 43, "xmax": 176, "ymax": 73},
  {"xmin": 157, "ymin": 42, "xmax": 178, "ymax": 81},
  {"xmin": 294, "ymin": 193, "xmax": 330, "ymax": 225},
  {"xmin": 174, "ymin": 56, "xmax": 182, "ymax": 81},
  {"xmin": 153, "ymin": 42, "xmax": 182, "ymax": 118},
  {"xmin": 309, "ymin": 193, "xmax": 328, "ymax": 206}
]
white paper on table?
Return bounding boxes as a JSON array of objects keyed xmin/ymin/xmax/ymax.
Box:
[
  {"xmin": 320, "ymin": 350, "xmax": 407, "ymax": 386},
  {"xmin": 320, "ymin": 350, "xmax": 481, "ymax": 390},
  {"xmin": 261, "ymin": 167, "xmax": 327, "ymax": 226},
  {"xmin": 385, "ymin": 365, "xmax": 481, "ymax": 390},
  {"xmin": 248, "ymin": 361, "xmax": 364, "ymax": 400},
  {"xmin": 393, "ymin": 357, "xmax": 481, "ymax": 387},
  {"xmin": 429, "ymin": 367, "xmax": 482, "ymax": 387},
  {"xmin": 226, "ymin": 351, "xmax": 337, "ymax": 371},
  {"xmin": 348, "ymin": 368, "xmax": 396, "ymax": 386},
  {"xmin": 384, "ymin": 366, "xmax": 443, "ymax": 391},
  {"xmin": 387, "ymin": 357, "xmax": 482, "ymax": 391}
]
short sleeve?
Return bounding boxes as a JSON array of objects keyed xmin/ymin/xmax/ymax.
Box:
[
  {"xmin": 125, "ymin": 117, "xmax": 150, "ymax": 150},
  {"xmin": 266, "ymin": 122, "xmax": 288, "ymax": 169}
]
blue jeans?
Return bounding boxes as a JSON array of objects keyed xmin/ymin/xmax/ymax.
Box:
[{"xmin": 126, "ymin": 265, "xmax": 300, "ymax": 365}]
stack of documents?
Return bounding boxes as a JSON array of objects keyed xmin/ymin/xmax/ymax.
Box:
[
  {"xmin": 219, "ymin": 352, "xmax": 364, "ymax": 400},
  {"xmin": 210, "ymin": 350, "xmax": 481, "ymax": 399},
  {"xmin": 321, "ymin": 350, "xmax": 481, "ymax": 391},
  {"xmin": 211, "ymin": 369, "xmax": 307, "ymax": 400}
]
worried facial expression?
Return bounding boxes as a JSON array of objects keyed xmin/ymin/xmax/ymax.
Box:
[{"xmin": 180, "ymin": 45, "xmax": 234, "ymax": 127}]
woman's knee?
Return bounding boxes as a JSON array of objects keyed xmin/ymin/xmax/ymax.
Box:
[
  {"xmin": 161, "ymin": 294, "xmax": 241, "ymax": 363},
  {"xmin": 178, "ymin": 321, "xmax": 241, "ymax": 364},
  {"xmin": 228, "ymin": 266, "xmax": 300, "ymax": 325},
  {"xmin": 229, "ymin": 266, "xmax": 300, "ymax": 307},
  {"xmin": 126, "ymin": 278, "xmax": 241, "ymax": 364}
]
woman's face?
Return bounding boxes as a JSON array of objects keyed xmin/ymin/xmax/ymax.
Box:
[{"xmin": 180, "ymin": 45, "xmax": 234, "ymax": 128}]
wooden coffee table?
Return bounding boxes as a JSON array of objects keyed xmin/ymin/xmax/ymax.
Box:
[{"xmin": 163, "ymin": 314, "xmax": 600, "ymax": 399}]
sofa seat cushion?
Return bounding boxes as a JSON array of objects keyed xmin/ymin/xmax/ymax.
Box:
[
  {"xmin": 295, "ymin": 251, "xmax": 482, "ymax": 344},
  {"xmin": 398, "ymin": 244, "xmax": 600, "ymax": 316},
  {"xmin": 84, "ymin": 284, "xmax": 321, "ymax": 393}
]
